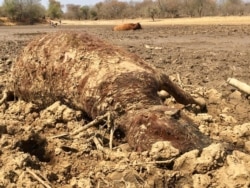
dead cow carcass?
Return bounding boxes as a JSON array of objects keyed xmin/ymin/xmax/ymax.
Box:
[
  {"xmin": 12, "ymin": 31, "xmax": 210, "ymax": 152},
  {"xmin": 112, "ymin": 23, "xmax": 142, "ymax": 31}
]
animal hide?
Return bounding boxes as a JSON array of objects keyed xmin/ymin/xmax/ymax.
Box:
[
  {"xmin": 112, "ymin": 23, "xmax": 142, "ymax": 31},
  {"xmin": 12, "ymin": 31, "xmax": 210, "ymax": 152}
]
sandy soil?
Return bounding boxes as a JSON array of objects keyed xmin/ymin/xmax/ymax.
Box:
[{"xmin": 0, "ymin": 18, "xmax": 249, "ymax": 187}]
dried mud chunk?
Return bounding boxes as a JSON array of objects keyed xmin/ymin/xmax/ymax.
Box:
[
  {"xmin": 173, "ymin": 149, "xmax": 200, "ymax": 174},
  {"xmin": 174, "ymin": 143, "xmax": 226, "ymax": 174},
  {"xmin": 216, "ymin": 150, "xmax": 250, "ymax": 188},
  {"xmin": 150, "ymin": 141, "xmax": 180, "ymax": 160},
  {"xmin": 40, "ymin": 101, "xmax": 82, "ymax": 122},
  {"xmin": 194, "ymin": 143, "xmax": 226, "ymax": 173},
  {"xmin": 192, "ymin": 174, "xmax": 212, "ymax": 188}
]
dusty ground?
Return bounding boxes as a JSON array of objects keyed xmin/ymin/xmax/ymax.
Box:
[{"xmin": 0, "ymin": 19, "xmax": 250, "ymax": 187}]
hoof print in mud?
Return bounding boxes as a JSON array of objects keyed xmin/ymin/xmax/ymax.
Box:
[{"xmin": 15, "ymin": 133, "xmax": 51, "ymax": 163}]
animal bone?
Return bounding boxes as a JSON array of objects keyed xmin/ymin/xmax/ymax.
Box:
[{"xmin": 227, "ymin": 77, "xmax": 250, "ymax": 95}]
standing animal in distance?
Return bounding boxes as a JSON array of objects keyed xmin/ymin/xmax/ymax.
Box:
[
  {"xmin": 11, "ymin": 31, "xmax": 210, "ymax": 152},
  {"xmin": 112, "ymin": 23, "xmax": 142, "ymax": 31}
]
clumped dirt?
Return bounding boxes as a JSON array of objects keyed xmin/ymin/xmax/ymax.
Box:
[{"xmin": 0, "ymin": 24, "xmax": 249, "ymax": 187}]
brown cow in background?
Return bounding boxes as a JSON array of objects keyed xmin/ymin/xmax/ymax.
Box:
[{"xmin": 112, "ymin": 23, "xmax": 142, "ymax": 31}]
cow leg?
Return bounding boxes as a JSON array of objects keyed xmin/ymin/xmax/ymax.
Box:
[{"xmin": 157, "ymin": 73, "xmax": 206, "ymax": 109}]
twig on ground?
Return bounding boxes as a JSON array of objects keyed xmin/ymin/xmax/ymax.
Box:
[
  {"xmin": 176, "ymin": 73, "xmax": 183, "ymax": 88},
  {"xmin": 70, "ymin": 112, "xmax": 109, "ymax": 137},
  {"xmin": 49, "ymin": 133, "xmax": 68, "ymax": 139},
  {"xmin": 50, "ymin": 112, "xmax": 117, "ymax": 153},
  {"xmin": 109, "ymin": 126, "xmax": 114, "ymax": 150},
  {"xmin": 130, "ymin": 158, "xmax": 176, "ymax": 166},
  {"xmin": 106, "ymin": 112, "xmax": 116, "ymax": 150},
  {"xmin": 0, "ymin": 89, "xmax": 8, "ymax": 105},
  {"xmin": 26, "ymin": 168, "xmax": 52, "ymax": 188},
  {"xmin": 93, "ymin": 136, "xmax": 104, "ymax": 151}
]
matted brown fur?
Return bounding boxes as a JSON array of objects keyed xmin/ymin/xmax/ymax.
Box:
[
  {"xmin": 12, "ymin": 31, "xmax": 210, "ymax": 152},
  {"xmin": 112, "ymin": 23, "xmax": 142, "ymax": 31}
]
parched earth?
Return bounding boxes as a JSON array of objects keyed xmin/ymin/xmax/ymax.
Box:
[{"xmin": 0, "ymin": 23, "xmax": 249, "ymax": 187}]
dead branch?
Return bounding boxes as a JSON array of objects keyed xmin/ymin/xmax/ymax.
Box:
[
  {"xmin": 0, "ymin": 89, "xmax": 8, "ymax": 105},
  {"xmin": 106, "ymin": 112, "xmax": 116, "ymax": 150},
  {"xmin": 227, "ymin": 77, "xmax": 250, "ymax": 95},
  {"xmin": 26, "ymin": 168, "xmax": 52, "ymax": 188},
  {"xmin": 93, "ymin": 136, "xmax": 104, "ymax": 151},
  {"xmin": 176, "ymin": 73, "xmax": 183, "ymax": 88},
  {"xmin": 70, "ymin": 113, "xmax": 109, "ymax": 137},
  {"xmin": 49, "ymin": 133, "xmax": 68, "ymax": 139},
  {"xmin": 50, "ymin": 113, "xmax": 111, "ymax": 140},
  {"xmin": 130, "ymin": 158, "xmax": 175, "ymax": 166}
]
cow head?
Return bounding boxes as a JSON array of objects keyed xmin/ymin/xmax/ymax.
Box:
[
  {"xmin": 118, "ymin": 105, "xmax": 211, "ymax": 152},
  {"xmin": 133, "ymin": 23, "xmax": 142, "ymax": 30}
]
